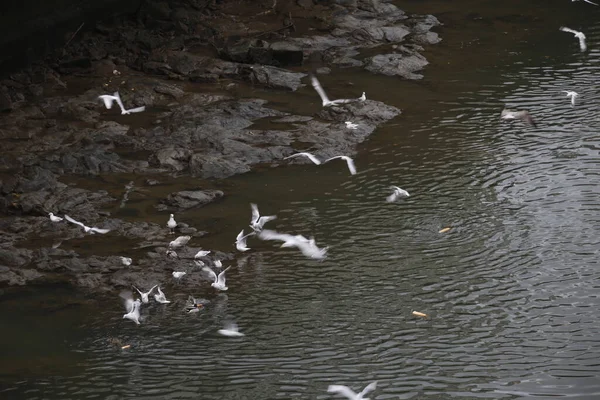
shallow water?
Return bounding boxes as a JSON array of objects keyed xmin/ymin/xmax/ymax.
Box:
[{"xmin": 3, "ymin": 1, "xmax": 600, "ymax": 398}]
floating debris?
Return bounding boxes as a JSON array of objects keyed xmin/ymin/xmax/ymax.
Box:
[
  {"xmin": 412, "ymin": 311, "xmax": 428, "ymax": 318},
  {"xmin": 439, "ymin": 227, "xmax": 451, "ymax": 233}
]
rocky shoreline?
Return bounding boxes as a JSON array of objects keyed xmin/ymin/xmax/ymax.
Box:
[{"xmin": 0, "ymin": 0, "xmax": 440, "ymax": 291}]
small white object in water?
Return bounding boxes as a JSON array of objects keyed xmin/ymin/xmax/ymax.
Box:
[
  {"xmin": 48, "ymin": 212, "xmax": 63, "ymax": 222},
  {"xmin": 218, "ymin": 321, "xmax": 245, "ymax": 337},
  {"xmin": 324, "ymin": 156, "xmax": 357, "ymax": 175},
  {"xmin": 386, "ymin": 186, "xmax": 410, "ymax": 203},
  {"xmin": 167, "ymin": 214, "xmax": 177, "ymax": 234},
  {"xmin": 214, "ymin": 259, "xmax": 223, "ymax": 268},
  {"xmin": 172, "ymin": 271, "xmax": 186, "ymax": 279},
  {"xmin": 194, "ymin": 249, "xmax": 211, "ymax": 258},
  {"xmin": 258, "ymin": 229, "xmax": 328, "ymax": 260},
  {"xmin": 284, "ymin": 152, "xmax": 321, "ymax": 165},
  {"xmin": 345, "ymin": 121, "xmax": 358, "ymax": 130},
  {"xmin": 559, "ymin": 26, "xmax": 587, "ymax": 52},
  {"xmin": 120, "ymin": 257, "xmax": 132, "ymax": 266},
  {"xmin": 235, "ymin": 229, "xmax": 255, "ymax": 252},
  {"xmin": 250, "ymin": 203, "xmax": 277, "ymax": 232},
  {"xmin": 64, "ymin": 215, "xmax": 110, "ymax": 234},
  {"xmin": 123, "ymin": 298, "xmax": 142, "ymax": 325},
  {"xmin": 563, "ymin": 90, "xmax": 579, "ymax": 106},
  {"xmin": 500, "ymin": 109, "xmax": 537, "ymax": 127},
  {"xmin": 98, "ymin": 91, "xmax": 146, "ymax": 115},
  {"xmin": 154, "ymin": 286, "xmax": 170, "ymax": 304},
  {"xmin": 311, "ymin": 75, "xmax": 366, "ymax": 107},
  {"xmin": 202, "ymin": 266, "xmax": 230, "ymax": 291},
  {"xmin": 133, "ymin": 285, "xmax": 157, "ymax": 304},
  {"xmin": 169, "ymin": 235, "xmax": 191, "ymax": 248},
  {"xmin": 327, "ymin": 381, "xmax": 378, "ymax": 400}
]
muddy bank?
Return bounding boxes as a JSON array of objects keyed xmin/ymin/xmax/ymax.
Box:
[{"xmin": 0, "ymin": 0, "xmax": 440, "ymax": 291}]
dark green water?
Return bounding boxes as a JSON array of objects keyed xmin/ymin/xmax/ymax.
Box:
[{"xmin": 2, "ymin": 1, "xmax": 600, "ymax": 398}]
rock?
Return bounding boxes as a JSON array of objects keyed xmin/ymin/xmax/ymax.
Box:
[
  {"xmin": 153, "ymin": 83, "xmax": 185, "ymax": 99},
  {"xmin": 160, "ymin": 189, "xmax": 224, "ymax": 211},
  {"xmin": 269, "ymin": 42, "xmax": 304, "ymax": 67},
  {"xmin": 149, "ymin": 147, "xmax": 192, "ymax": 172},
  {"xmin": 365, "ymin": 52, "xmax": 428, "ymax": 79}
]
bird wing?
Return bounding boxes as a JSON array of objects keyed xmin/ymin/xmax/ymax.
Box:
[
  {"xmin": 584, "ymin": 0, "xmax": 599, "ymax": 5},
  {"xmin": 217, "ymin": 266, "xmax": 231, "ymax": 284},
  {"xmin": 236, "ymin": 229, "xmax": 246, "ymax": 243},
  {"xmin": 284, "ymin": 152, "xmax": 321, "ymax": 165},
  {"xmin": 257, "ymin": 229, "xmax": 296, "ymax": 243},
  {"xmin": 64, "ymin": 215, "xmax": 86, "ymax": 228},
  {"xmin": 124, "ymin": 298, "xmax": 135, "ymax": 313},
  {"xmin": 578, "ymin": 36, "xmax": 587, "ymax": 51},
  {"xmin": 126, "ymin": 106, "xmax": 146, "ymax": 114},
  {"xmin": 310, "ymin": 75, "xmax": 330, "ymax": 104},
  {"xmin": 327, "ymin": 385, "xmax": 358, "ymax": 399},
  {"xmin": 386, "ymin": 192, "xmax": 398, "ymax": 203},
  {"xmin": 148, "ymin": 285, "xmax": 157, "ymax": 294},
  {"xmin": 560, "ymin": 26, "xmax": 578, "ymax": 35},
  {"xmin": 250, "ymin": 203, "xmax": 260, "ymax": 224},
  {"xmin": 358, "ymin": 381, "xmax": 377, "ymax": 398},
  {"xmin": 256, "ymin": 215, "xmax": 277, "ymax": 229},
  {"xmin": 90, "ymin": 227, "xmax": 110, "ymax": 234},
  {"xmin": 329, "ymin": 98, "xmax": 358, "ymax": 105},
  {"xmin": 98, "ymin": 95, "xmax": 117, "ymax": 109},
  {"xmin": 132, "ymin": 286, "xmax": 143, "ymax": 297},
  {"xmin": 201, "ymin": 266, "xmax": 218, "ymax": 281},
  {"xmin": 112, "ymin": 92, "xmax": 127, "ymax": 114},
  {"xmin": 344, "ymin": 157, "xmax": 357, "ymax": 175}
]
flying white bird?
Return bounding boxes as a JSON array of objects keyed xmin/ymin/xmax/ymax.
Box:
[
  {"xmin": 64, "ymin": 215, "xmax": 111, "ymax": 234},
  {"xmin": 284, "ymin": 152, "xmax": 322, "ymax": 165},
  {"xmin": 250, "ymin": 203, "xmax": 277, "ymax": 232},
  {"xmin": 563, "ymin": 90, "xmax": 579, "ymax": 106},
  {"xmin": 133, "ymin": 285, "xmax": 157, "ymax": 304},
  {"xmin": 194, "ymin": 260, "xmax": 205, "ymax": 267},
  {"xmin": 153, "ymin": 286, "xmax": 170, "ymax": 304},
  {"xmin": 218, "ymin": 321, "xmax": 245, "ymax": 337},
  {"xmin": 345, "ymin": 121, "xmax": 358, "ymax": 130},
  {"xmin": 120, "ymin": 257, "xmax": 132, "ymax": 266},
  {"xmin": 169, "ymin": 235, "xmax": 191, "ymax": 248},
  {"xmin": 324, "ymin": 156, "xmax": 357, "ymax": 175},
  {"xmin": 235, "ymin": 229, "xmax": 255, "ymax": 252},
  {"xmin": 98, "ymin": 91, "xmax": 146, "ymax": 115},
  {"xmin": 48, "ymin": 212, "xmax": 63, "ymax": 222},
  {"xmin": 572, "ymin": 0, "xmax": 598, "ymax": 6},
  {"xmin": 258, "ymin": 229, "xmax": 328, "ymax": 260},
  {"xmin": 167, "ymin": 214, "xmax": 177, "ymax": 234},
  {"xmin": 202, "ymin": 266, "xmax": 230, "ymax": 291},
  {"xmin": 560, "ymin": 26, "xmax": 587, "ymax": 52},
  {"xmin": 122, "ymin": 297, "xmax": 142, "ymax": 325},
  {"xmin": 328, "ymin": 382, "xmax": 378, "ymax": 400},
  {"xmin": 311, "ymin": 75, "xmax": 366, "ymax": 107},
  {"xmin": 386, "ymin": 186, "xmax": 410, "ymax": 202},
  {"xmin": 172, "ymin": 271, "xmax": 186, "ymax": 279},
  {"xmin": 194, "ymin": 249, "xmax": 211, "ymax": 258},
  {"xmin": 500, "ymin": 109, "xmax": 537, "ymax": 127}
]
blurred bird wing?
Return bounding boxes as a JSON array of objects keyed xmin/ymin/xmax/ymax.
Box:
[{"xmin": 327, "ymin": 385, "xmax": 357, "ymax": 399}]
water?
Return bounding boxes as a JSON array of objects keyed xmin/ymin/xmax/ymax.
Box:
[{"xmin": 3, "ymin": 1, "xmax": 600, "ymax": 398}]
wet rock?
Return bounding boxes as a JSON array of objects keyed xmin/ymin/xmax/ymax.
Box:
[
  {"xmin": 149, "ymin": 147, "xmax": 192, "ymax": 172},
  {"xmin": 0, "ymin": 246, "xmax": 32, "ymax": 267},
  {"xmin": 365, "ymin": 52, "xmax": 428, "ymax": 79},
  {"xmin": 153, "ymin": 83, "xmax": 185, "ymax": 99},
  {"xmin": 160, "ymin": 189, "xmax": 224, "ymax": 211}
]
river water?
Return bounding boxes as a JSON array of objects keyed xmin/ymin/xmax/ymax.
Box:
[{"xmin": 3, "ymin": 1, "xmax": 600, "ymax": 399}]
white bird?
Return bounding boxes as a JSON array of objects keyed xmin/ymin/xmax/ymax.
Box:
[
  {"xmin": 284, "ymin": 152, "xmax": 322, "ymax": 165},
  {"xmin": 169, "ymin": 235, "xmax": 191, "ymax": 248},
  {"xmin": 194, "ymin": 260, "xmax": 205, "ymax": 267},
  {"xmin": 64, "ymin": 215, "xmax": 111, "ymax": 234},
  {"xmin": 214, "ymin": 259, "xmax": 223, "ymax": 268},
  {"xmin": 122, "ymin": 298, "xmax": 142, "ymax": 325},
  {"xmin": 218, "ymin": 321, "xmax": 245, "ymax": 337},
  {"xmin": 202, "ymin": 266, "xmax": 230, "ymax": 291},
  {"xmin": 133, "ymin": 285, "xmax": 157, "ymax": 304},
  {"xmin": 48, "ymin": 212, "xmax": 63, "ymax": 222},
  {"xmin": 258, "ymin": 229, "xmax": 328, "ymax": 260},
  {"xmin": 167, "ymin": 214, "xmax": 177, "ymax": 234},
  {"xmin": 563, "ymin": 90, "xmax": 579, "ymax": 106},
  {"xmin": 386, "ymin": 186, "xmax": 410, "ymax": 202},
  {"xmin": 250, "ymin": 203, "xmax": 277, "ymax": 232},
  {"xmin": 328, "ymin": 382, "xmax": 378, "ymax": 400},
  {"xmin": 311, "ymin": 75, "xmax": 366, "ymax": 107},
  {"xmin": 172, "ymin": 271, "xmax": 186, "ymax": 280},
  {"xmin": 572, "ymin": 0, "xmax": 598, "ymax": 5},
  {"xmin": 166, "ymin": 249, "xmax": 178, "ymax": 258},
  {"xmin": 560, "ymin": 26, "xmax": 587, "ymax": 52},
  {"xmin": 235, "ymin": 229, "xmax": 255, "ymax": 252},
  {"xmin": 500, "ymin": 109, "xmax": 537, "ymax": 127},
  {"xmin": 324, "ymin": 156, "xmax": 357, "ymax": 175},
  {"xmin": 120, "ymin": 257, "xmax": 132, "ymax": 266},
  {"xmin": 98, "ymin": 91, "xmax": 146, "ymax": 115},
  {"xmin": 345, "ymin": 121, "xmax": 358, "ymax": 130},
  {"xmin": 194, "ymin": 249, "xmax": 211, "ymax": 258},
  {"xmin": 153, "ymin": 286, "xmax": 170, "ymax": 304}
]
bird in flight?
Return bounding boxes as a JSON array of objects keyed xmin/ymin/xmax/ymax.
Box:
[
  {"xmin": 311, "ymin": 75, "xmax": 366, "ymax": 107},
  {"xmin": 559, "ymin": 26, "xmax": 587, "ymax": 52},
  {"xmin": 500, "ymin": 109, "xmax": 537, "ymax": 128},
  {"xmin": 98, "ymin": 92, "xmax": 146, "ymax": 115}
]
